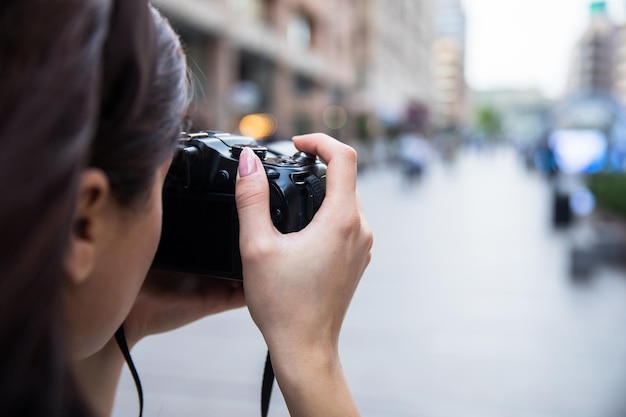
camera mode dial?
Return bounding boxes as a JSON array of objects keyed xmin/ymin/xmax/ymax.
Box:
[
  {"xmin": 230, "ymin": 144, "xmax": 268, "ymax": 161},
  {"xmin": 293, "ymin": 151, "xmax": 317, "ymax": 165}
]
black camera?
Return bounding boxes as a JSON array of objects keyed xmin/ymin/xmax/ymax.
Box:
[{"xmin": 153, "ymin": 131, "xmax": 327, "ymax": 280}]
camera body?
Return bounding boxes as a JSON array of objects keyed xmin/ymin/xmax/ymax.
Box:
[{"xmin": 153, "ymin": 131, "xmax": 327, "ymax": 280}]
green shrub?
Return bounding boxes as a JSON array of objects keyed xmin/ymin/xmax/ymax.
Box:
[{"xmin": 588, "ymin": 173, "xmax": 626, "ymax": 218}]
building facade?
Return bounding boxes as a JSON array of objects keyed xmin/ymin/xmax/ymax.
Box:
[
  {"xmin": 614, "ymin": 18, "xmax": 626, "ymax": 104},
  {"xmin": 431, "ymin": 0, "xmax": 467, "ymax": 133},
  {"xmin": 154, "ymin": 0, "xmax": 360, "ymax": 141},
  {"xmin": 154, "ymin": 0, "xmax": 436, "ymax": 142},
  {"xmin": 568, "ymin": 2, "xmax": 617, "ymax": 96},
  {"xmin": 351, "ymin": 0, "xmax": 435, "ymax": 134}
]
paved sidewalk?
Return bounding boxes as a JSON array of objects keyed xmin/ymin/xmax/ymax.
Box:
[{"xmin": 114, "ymin": 148, "xmax": 626, "ymax": 417}]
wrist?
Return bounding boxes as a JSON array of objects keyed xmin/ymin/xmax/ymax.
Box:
[
  {"xmin": 266, "ymin": 343, "xmax": 360, "ymax": 417},
  {"xmin": 267, "ymin": 339, "xmax": 345, "ymax": 398},
  {"xmin": 269, "ymin": 342, "xmax": 341, "ymax": 379}
]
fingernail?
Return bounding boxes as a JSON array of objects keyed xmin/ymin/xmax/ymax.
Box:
[{"xmin": 238, "ymin": 147, "xmax": 258, "ymax": 177}]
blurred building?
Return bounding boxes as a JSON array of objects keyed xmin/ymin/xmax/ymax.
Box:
[
  {"xmin": 431, "ymin": 0, "xmax": 467, "ymax": 134},
  {"xmin": 471, "ymin": 89, "xmax": 552, "ymax": 146},
  {"xmin": 350, "ymin": 0, "xmax": 435, "ymax": 136},
  {"xmin": 153, "ymin": 0, "xmax": 360, "ymax": 141},
  {"xmin": 614, "ymin": 15, "xmax": 626, "ymax": 104},
  {"xmin": 153, "ymin": 0, "xmax": 435, "ymax": 142},
  {"xmin": 568, "ymin": 1, "xmax": 617, "ymax": 95}
]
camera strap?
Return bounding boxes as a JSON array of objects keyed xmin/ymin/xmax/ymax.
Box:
[
  {"xmin": 115, "ymin": 324, "xmax": 274, "ymax": 417},
  {"xmin": 261, "ymin": 350, "xmax": 275, "ymax": 417},
  {"xmin": 115, "ymin": 325, "xmax": 144, "ymax": 417}
]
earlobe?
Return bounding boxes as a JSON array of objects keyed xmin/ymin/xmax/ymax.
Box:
[{"xmin": 63, "ymin": 169, "xmax": 110, "ymax": 286}]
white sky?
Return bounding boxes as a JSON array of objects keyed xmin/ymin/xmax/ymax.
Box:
[{"xmin": 464, "ymin": 0, "xmax": 626, "ymax": 98}]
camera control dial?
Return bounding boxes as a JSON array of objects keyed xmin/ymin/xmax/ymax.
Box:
[
  {"xmin": 230, "ymin": 144, "xmax": 268, "ymax": 161},
  {"xmin": 293, "ymin": 151, "xmax": 317, "ymax": 165}
]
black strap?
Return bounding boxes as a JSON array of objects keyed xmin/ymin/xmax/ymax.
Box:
[
  {"xmin": 115, "ymin": 325, "xmax": 144, "ymax": 417},
  {"xmin": 261, "ymin": 350, "xmax": 275, "ymax": 417},
  {"xmin": 115, "ymin": 323, "xmax": 270, "ymax": 417}
]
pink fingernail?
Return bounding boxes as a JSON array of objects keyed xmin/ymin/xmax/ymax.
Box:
[{"xmin": 238, "ymin": 147, "xmax": 258, "ymax": 177}]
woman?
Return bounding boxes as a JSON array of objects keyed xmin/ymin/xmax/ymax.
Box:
[{"xmin": 0, "ymin": 0, "xmax": 373, "ymax": 416}]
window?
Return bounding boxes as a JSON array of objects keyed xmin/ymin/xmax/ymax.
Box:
[
  {"xmin": 174, "ymin": 24, "xmax": 209, "ymax": 102},
  {"xmin": 293, "ymin": 115, "xmax": 312, "ymax": 135},
  {"xmin": 293, "ymin": 74, "xmax": 315, "ymax": 96},
  {"xmin": 238, "ymin": 51, "xmax": 274, "ymax": 112},
  {"xmin": 287, "ymin": 12, "xmax": 313, "ymax": 50}
]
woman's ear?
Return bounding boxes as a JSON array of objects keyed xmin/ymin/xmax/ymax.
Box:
[{"xmin": 64, "ymin": 168, "xmax": 111, "ymax": 285}]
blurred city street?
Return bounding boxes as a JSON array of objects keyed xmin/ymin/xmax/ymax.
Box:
[{"xmin": 114, "ymin": 148, "xmax": 626, "ymax": 417}]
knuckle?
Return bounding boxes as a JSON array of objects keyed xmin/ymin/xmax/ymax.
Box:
[
  {"xmin": 339, "ymin": 144, "xmax": 358, "ymax": 164},
  {"xmin": 240, "ymin": 235, "xmax": 274, "ymax": 261},
  {"xmin": 235, "ymin": 180, "xmax": 266, "ymax": 210},
  {"xmin": 364, "ymin": 227, "xmax": 374, "ymax": 251},
  {"xmin": 338, "ymin": 210, "xmax": 362, "ymax": 235}
]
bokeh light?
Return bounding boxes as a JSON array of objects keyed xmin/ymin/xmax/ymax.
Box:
[
  {"xmin": 238, "ymin": 113, "xmax": 277, "ymax": 139},
  {"xmin": 322, "ymin": 105, "xmax": 348, "ymax": 130}
]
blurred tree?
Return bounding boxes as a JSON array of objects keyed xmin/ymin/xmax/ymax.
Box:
[{"xmin": 476, "ymin": 105, "xmax": 503, "ymax": 140}]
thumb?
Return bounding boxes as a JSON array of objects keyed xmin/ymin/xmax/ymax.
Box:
[{"xmin": 235, "ymin": 147, "xmax": 275, "ymax": 244}]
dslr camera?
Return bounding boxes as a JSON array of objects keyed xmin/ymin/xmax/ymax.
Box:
[{"xmin": 153, "ymin": 131, "xmax": 327, "ymax": 280}]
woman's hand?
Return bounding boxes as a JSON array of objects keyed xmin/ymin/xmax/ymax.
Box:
[
  {"xmin": 235, "ymin": 133, "xmax": 373, "ymax": 416},
  {"xmin": 123, "ymin": 269, "xmax": 245, "ymax": 347}
]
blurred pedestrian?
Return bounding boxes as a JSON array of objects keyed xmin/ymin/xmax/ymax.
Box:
[{"xmin": 398, "ymin": 127, "xmax": 437, "ymax": 180}]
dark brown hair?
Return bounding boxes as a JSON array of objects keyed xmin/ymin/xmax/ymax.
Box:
[
  {"xmin": 0, "ymin": 0, "xmax": 188, "ymax": 415},
  {"xmin": 91, "ymin": 5, "xmax": 189, "ymax": 206}
]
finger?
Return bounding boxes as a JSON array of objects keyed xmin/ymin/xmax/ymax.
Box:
[
  {"xmin": 357, "ymin": 191, "xmax": 373, "ymax": 244},
  {"xmin": 144, "ymin": 269, "xmax": 245, "ymax": 308},
  {"xmin": 166, "ymin": 278, "xmax": 245, "ymax": 319},
  {"xmin": 292, "ymin": 134, "xmax": 358, "ymax": 205},
  {"xmin": 195, "ymin": 278, "xmax": 246, "ymax": 313},
  {"xmin": 235, "ymin": 147, "xmax": 277, "ymax": 253}
]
